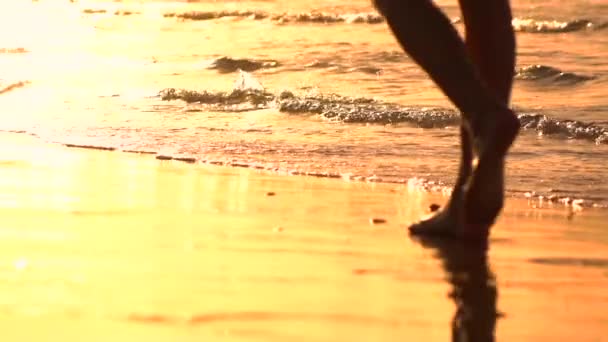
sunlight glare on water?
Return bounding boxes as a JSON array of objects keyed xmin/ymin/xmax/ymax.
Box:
[{"xmin": 0, "ymin": 0, "xmax": 607, "ymax": 206}]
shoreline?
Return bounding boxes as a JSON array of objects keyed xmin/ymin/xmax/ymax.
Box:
[
  {"xmin": 4, "ymin": 130, "xmax": 603, "ymax": 210},
  {"xmin": 1, "ymin": 130, "xmax": 607, "ymax": 341},
  {"xmin": 3, "ymin": 130, "xmax": 605, "ymax": 245}
]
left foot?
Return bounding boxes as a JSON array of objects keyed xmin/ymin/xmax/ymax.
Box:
[
  {"xmin": 408, "ymin": 126, "xmax": 477, "ymax": 238},
  {"xmin": 408, "ymin": 107, "xmax": 520, "ymax": 239}
]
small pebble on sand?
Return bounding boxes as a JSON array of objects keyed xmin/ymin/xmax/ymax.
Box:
[
  {"xmin": 369, "ymin": 217, "xmax": 387, "ymax": 224},
  {"xmin": 266, "ymin": 191, "xmax": 276, "ymax": 196}
]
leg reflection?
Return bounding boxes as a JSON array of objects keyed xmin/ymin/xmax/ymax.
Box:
[{"xmin": 414, "ymin": 237, "xmax": 499, "ymax": 342}]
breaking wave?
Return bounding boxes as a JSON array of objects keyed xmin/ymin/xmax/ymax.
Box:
[
  {"xmin": 162, "ymin": 9, "xmax": 606, "ymax": 33},
  {"xmin": 512, "ymin": 18, "xmax": 605, "ymax": 33},
  {"xmin": 158, "ymin": 76, "xmax": 607, "ymax": 144},
  {"xmin": 164, "ymin": 11, "xmax": 384, "ymax": 24},
  {"xmin": 159, "ymin": 87, "xmax": 460, "ymax": 127},
  {"xmin": 519, "ymin": 114, "xmax": 608, "ymax": 144}
]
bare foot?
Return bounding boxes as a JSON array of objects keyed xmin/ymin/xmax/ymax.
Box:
[
  {"xmin": 409, "ymin": 107, "xmax": 520, "ymax": 240},
  {"xmin": 465, "ymin": 107, "xmax": 520, "ymax": 226},
  {"xmin": 408, "ymin": 190, "xmax": 469, "ymax": 237},
  {"xmin": 408, "ymin": 126, "xmax": 475, "ymax": 238}
]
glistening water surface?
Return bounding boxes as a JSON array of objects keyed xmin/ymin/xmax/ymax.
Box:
[{"xmin": 1, "ymin": 0, "xmax": 607, "ymax": 206}]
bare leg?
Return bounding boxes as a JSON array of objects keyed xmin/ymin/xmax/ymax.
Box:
[
  {"xmin": 458, "ymin": 0, "xmax": 520, "ymax": 227},
  {"xmin": 374, "ymin": 0, "xmax": 519, "ymax": 237},
  {"xmin": 374, "ymin": 0, "xmax": 503, "ymax": 122}
]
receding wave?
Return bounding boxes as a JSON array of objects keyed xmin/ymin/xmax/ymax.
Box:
[
  {"xmin": 3, "ymin": 128, "xmax": 598, "ymax": 208},
  {"xmin": 204, "ymin": 56, "xmax": 280, "ymax": 73},
  {"xmin": 515, "ymin": 65, "xmax": 595, "ymax": 84},
  {"xmin": 159, "ymin": 86, "xmax": 607, "ymax": 144}
]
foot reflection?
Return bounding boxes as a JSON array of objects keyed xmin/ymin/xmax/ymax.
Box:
[{"xmin": 414, "ymin": 237, "xmax": 499, "ymax": 342}]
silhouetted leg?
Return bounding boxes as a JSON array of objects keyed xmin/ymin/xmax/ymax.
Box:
[
  {"xmin": 409, "ymin": 125, "xmax": 473, "ymax": 236},
  {"xmin": 374, "ymin": 0, "xmax": 519, "ymax": 237},
  {"xmin": 458, "ymin": 0, "xmax": 516, "ymax": 102},
  {"xmin": 458, "ymin": 0, "xmax": 520, "ymax": 227}
]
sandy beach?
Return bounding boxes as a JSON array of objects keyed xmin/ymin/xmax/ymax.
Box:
[
  {"xmin": 1, "ymin": 0, "xmax": 607, "ymax": 340},
  {"xmin": 0, "ymin": 132, "xmax": 606, "ymax": 341}
]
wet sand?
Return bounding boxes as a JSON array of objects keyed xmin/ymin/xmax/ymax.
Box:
[{"xmin": 1, "ymin": 132, "xmax": 607, "ymax": 341}]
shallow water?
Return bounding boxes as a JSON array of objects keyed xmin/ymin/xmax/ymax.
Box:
[
  {"xmin": 1, "ymin": 134, "xmax": 607, "ymax": 341},
  {"xmin": 0, "ymin": 0, "xmax": 607, "ymax": 207}
]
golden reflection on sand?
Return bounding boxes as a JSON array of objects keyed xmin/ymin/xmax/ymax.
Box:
[
  {"xmin": 0, "ymin": 133, "xmax": 606, "ymax": 341},
  {"xmin": 413, "ymin": 237, "xmax": 498, "ymax": 341}
]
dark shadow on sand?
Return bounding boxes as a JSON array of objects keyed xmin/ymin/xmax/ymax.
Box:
[{"xmin": 412, "ymin": 237, "xmax": 499, "ymax": 342}]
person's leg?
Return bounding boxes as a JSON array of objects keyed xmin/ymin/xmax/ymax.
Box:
[
  {"xmin": 457, "ymin": 0, "xmax": 519, "ymax": 227},
  {"xmin": 458, "ymin": 0, "xmax": 516, "ymax": 102},
  {"xmin": 373, "ymin": 0, "xmax": 519, "ymax": 237},
  {"xmin": 373, "ymin": 0, "xmax": 502, "ymax": 123}
]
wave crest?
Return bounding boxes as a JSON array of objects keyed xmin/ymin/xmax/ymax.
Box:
[
  {"xmin": 164, "ymin": 11, "xmax": 384, "ymax": 24},
  {"xmin": 159, "ymin": 72, "xmax": 607, "ymax": 144},
  {"xmin": 515, "ymin": 65, "xmax": 595, "ymax": 84},
  {"xmin": 159, "ymin": 87, "xmax": 607, "ymax": 144},
  {"xmin": 162, "ymin": 10, "xmax": 606, "ymax": 33},
  {"xmin": 512, "ymin": 18, "xmax": 599, "ymax": 33},
  {"xmin": 204, "ymin": 56, "xmax": 280, "ymax": 73},
  {"xmin": 519, "ymin": 114, "xmax": 607, "ymax": 144}
]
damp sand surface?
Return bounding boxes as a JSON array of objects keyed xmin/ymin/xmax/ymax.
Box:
[{"xmin": 1, "ymin": 133, "xmax": 607, "ymax": 341}]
